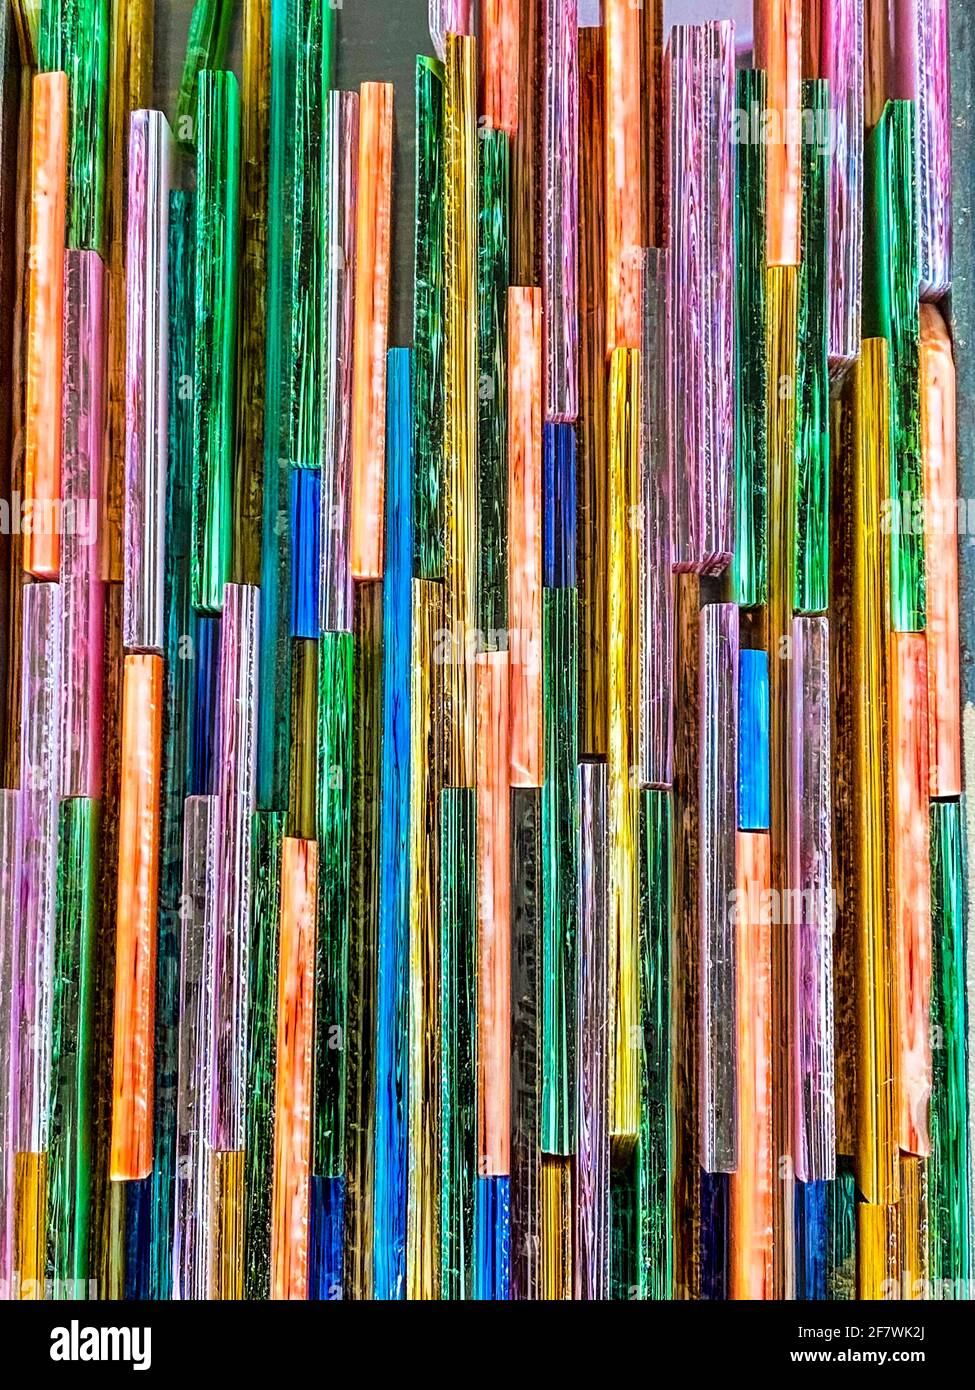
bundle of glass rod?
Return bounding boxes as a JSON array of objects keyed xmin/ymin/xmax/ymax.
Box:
[{"xmin": 0, "ymin": 0, "xmax": 971, "ymax": 1303}]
